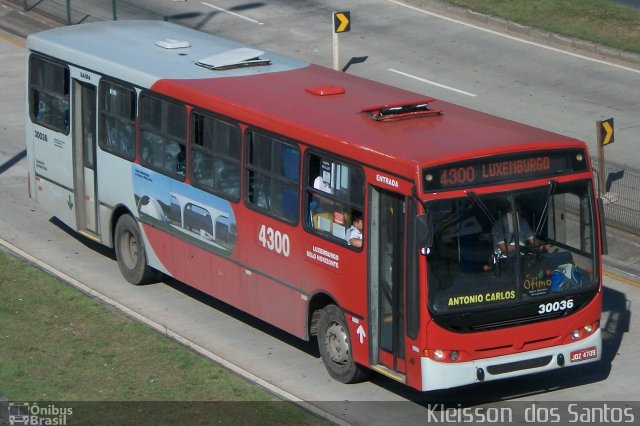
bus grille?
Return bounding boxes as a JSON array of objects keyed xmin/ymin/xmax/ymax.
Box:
[
  {"xmin": 487, "ymin": 355, "xmax": 553, "ymax": 375},
  {"xmin": 470, "ymin": 312, "xmax": 562, "ymax": 331}
]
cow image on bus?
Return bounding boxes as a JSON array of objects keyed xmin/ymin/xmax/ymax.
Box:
[{"xmin": 25, "ymin": 20, "xmax": 606, "ymax": 392}]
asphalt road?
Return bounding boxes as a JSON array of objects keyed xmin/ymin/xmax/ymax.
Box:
[
  {"xmin": 7, "ymin": 0, "xmax": 638, "ymax": 168},
  {"xmin": 1, "ymin": 1, "xmax": 640, "ymax": 424}
]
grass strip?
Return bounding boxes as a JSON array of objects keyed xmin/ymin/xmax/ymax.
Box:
[
  {"xmin": 0, "ymin": 251, "xmax": 325, "ymax": 424},
  {"xmin": 441, "ymin": 0, "xmax": 640, "ymax": 53}
]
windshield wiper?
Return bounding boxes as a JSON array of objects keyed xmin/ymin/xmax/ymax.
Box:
[
  {"xmin": 534, "ymin": 180, "xmax": 557, "ymax": 236},
  {"xmin": 466, "ymin": 191, "xmax": 496, "ymax": 225}
]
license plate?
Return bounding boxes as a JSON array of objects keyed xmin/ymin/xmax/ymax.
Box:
[{"xmin": 570, "ymin": 346, "xmax": 598, "ymax": 363}]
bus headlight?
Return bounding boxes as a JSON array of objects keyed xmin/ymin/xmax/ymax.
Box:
[
  {"xmin": 565, "ymin": 321, "xmax": 599, "ymax": 343},
  {"xmin": 425, "ymin": 349, "xmax": 464, "ymax": 362}
]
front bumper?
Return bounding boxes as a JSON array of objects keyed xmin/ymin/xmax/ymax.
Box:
[{"xmin": 420, "ymin": 328, "xmax": 601, "ymax": 391}]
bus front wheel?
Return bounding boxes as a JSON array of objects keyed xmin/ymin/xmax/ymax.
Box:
[
  {"xmin": 114, "ymin": 214, "xmax": 160, "ymax": 285},
  {"xmin": 317, "ymin": 304, "xmax": 368, "ymax": 384}
]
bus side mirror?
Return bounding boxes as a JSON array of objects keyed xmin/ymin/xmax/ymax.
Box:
[
  {"xmin": 597, "ymin": 197, "xmax": 608, "ymax": 255},
  {"xmin": 416, "ymin": 214, "xmax": 433, "ymax": 256}
]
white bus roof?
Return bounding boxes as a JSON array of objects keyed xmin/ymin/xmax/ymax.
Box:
[{"xmin": 26, "ymin": 20, "xmax": 308, "ymax": 89}]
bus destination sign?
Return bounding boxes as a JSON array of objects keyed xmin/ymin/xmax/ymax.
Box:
[{"xmin": 423, "ymin": 149, "xmax": 588, "ymax": 191}]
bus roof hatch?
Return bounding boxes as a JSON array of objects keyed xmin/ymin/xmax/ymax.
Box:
[
  {"xmin": 196, "ymin": 48, "xmax": 271, "ymax": 71},
  {"xmin": 362, "ymin": 99, "xmax": 442, "ymax": 122},
  {"xmin": 155, "ymin": 38, "xmax": 191, "ymax": 49}
]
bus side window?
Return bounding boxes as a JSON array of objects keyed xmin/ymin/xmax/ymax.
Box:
[
  {"xmin": 29, "ymin": 56, "xmax": 70, "ymax": 134},
  {"xmin": 190, "ymin": 112, "xmax": 241, "ymax": 201},
  {"xmin": 305, "ymin": 152, "xmax": 364, "ymax": 249},
  {"xmin": 139, "ymin": 93, "xmax": 187, "ymax": 180},
  {"xmin": 99, "ymin": 81, "xmax": 136, "ymax": 160},
  {"xmin": 245, "ymin": 131, "xmax": 300, "ymax": 224}
]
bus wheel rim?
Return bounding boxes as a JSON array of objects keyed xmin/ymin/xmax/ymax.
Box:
[
  {"xmin": 121, "ymin": 230, "xmax": 138, "ymax": 270},
  {"xmin": 325, "ymin": 321, "xmax": 349, "ymax": 365}
]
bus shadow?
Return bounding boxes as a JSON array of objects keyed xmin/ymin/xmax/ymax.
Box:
[
  {"xmin": 0, "ymin": 149, "xmax": 26, "ymax": 175},
  {"xmin": 162, "ymin": 275, "xmax": 321, "ymax": 358},
  {"xmin": 49, "ymin": 217, "xmax": 116, "ymax": 260},
  {"xmin": 49, "ymin": 216, "xmax": 319, "ymax": 358},
  {"xmin": 370, "ymin": 285, "xmax": 630, "ymax": 405}
]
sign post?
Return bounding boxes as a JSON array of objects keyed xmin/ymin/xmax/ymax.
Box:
[
  {"xmin": 596, "ymin": 118, "xmax": 614, "ymax": 195},
  {"xmin": 332, "ymin": 11, "xmax": 351, "ymax": 71}
]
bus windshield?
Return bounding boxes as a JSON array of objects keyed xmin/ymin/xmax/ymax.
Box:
[{"xmin": 427, "ymin": 179, "xmax": 599, "ymax": 329}]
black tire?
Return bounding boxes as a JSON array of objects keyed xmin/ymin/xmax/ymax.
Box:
[
  {"xmin": 317, "ymin": 304, "xmax": 369, "ymax": 384},
  {"xmin": 114, "ymin": 214, "xmax": 160, "ymax": 285}
]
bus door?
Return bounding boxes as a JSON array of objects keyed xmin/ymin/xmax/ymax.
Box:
[
  {"xmin": 71, "ymin": 79, "xmax": 99, "ymax": 236},
  {"xmin": 369, "ymin": 186, "xmax": 406, "ymax": 380}
]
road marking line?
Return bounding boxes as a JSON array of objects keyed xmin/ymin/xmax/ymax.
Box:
[
  {"xmin": 388, "ymin": 0, "xmax": 640, "ymax": 75},
  {"xmin": 0, "ymin": 30, "xmax": 25, "ymax": 48},
  {"xmin": 201, "ymin": 2, "xmax": 263, "ymax": 25},
  {"xmin": 0, "ymin": 237, "xmax": 349, "ymax": 426},
  {"xmin": 387, "ymin": 68, "xmax": 478, "ymax": 96},
  {"xmin": 604, "ymin": 269, "xmax": 640, "ymax": 288}
]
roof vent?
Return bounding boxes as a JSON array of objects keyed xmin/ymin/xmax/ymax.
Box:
[
  {"xmin": 196, "ymin": 47, "xmax": 271, "ymax": 71},
  {"xmin": 362, "ymin": 99, "xmax": 442, "ymax": 121},
  {"xmin": 155, "ymin": 39, "xmax": 191, "ymax": 49},
  {"xmin": 305, "ymin": 85, "xmax": 346, "ymax": 96}
]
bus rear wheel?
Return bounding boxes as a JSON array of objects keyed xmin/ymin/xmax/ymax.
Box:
[
  {"xmin": 317, "ymin": 304, "xmax": 368, "ymax": 384},
  {"xmin": 114, "ymin": 214, "xmax": 160, "ymax": 285}
]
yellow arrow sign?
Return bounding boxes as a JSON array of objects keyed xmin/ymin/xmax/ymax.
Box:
[
  {"xmin": 600, "ymin": 118, "xmax": 614, "ymax": 146},
  {"xmin": 333, "ymin": 11, "xmax": 351, "ymax": 33}
]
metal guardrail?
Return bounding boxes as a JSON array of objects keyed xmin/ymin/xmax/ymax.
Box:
[
  {"xmin": 593, "ymin": 159, "xmax": 640, "ymax": 236},
  {"xmin": 19, "ymin": 0, "xmax": 118, "ymax": 25}
]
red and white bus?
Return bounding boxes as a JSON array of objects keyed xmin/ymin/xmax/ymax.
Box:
[{"xmin": 25, "ymin": 20, "xmax": 606, "ymax": 391}]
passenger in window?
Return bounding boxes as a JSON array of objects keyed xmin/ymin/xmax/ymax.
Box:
[
  {"xmin": 313, "ymin": 174, "xmax": 333, "ymax": 194},
  {"xmin": 175, "ymin": 150, "xmax": 185, "ymax": 175},
  {"xmin": 310, "ymin": 173, "xmax": 333, "ymax": 218},
  {"xmin": 347, "ymin": 212, "xmax": 363, "ymax": 248}
]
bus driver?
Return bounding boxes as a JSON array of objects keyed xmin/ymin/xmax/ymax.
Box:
[{"xmin": 491, "ymin": 204, "xmax": 546, "ymax": 255}]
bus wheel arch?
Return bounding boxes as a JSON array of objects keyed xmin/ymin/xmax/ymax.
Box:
[
  {"xmin": 110, "ymin": 204, "xmax": 131, "ymax": 248},
  {"xmin": 114, "ymin": 213, "xmax": 161, "ymax": 285},
  {"xmin": 308, "ymin": 292, "xmax": 335, "ymax": 339},
  {"xmin": 316, "ymin": 304, "xmax": 369, "ymax": 384}
]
